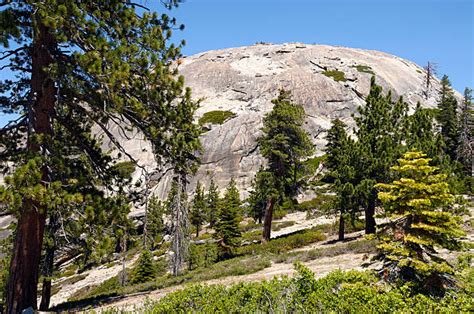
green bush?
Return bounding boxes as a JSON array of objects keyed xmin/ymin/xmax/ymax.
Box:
[
  {"xmin": 237, "ymin": 228, "xmax": 326, "ymax": 256},
  {"xmin": 322, "ymin": 70, "xmax": 347, "ymax": 82},
  {"xmin": 351, "ymin": 65, "xmax": 375, "ymax": 75},
  {"xmin": 141, "ymin": 265, "xmax": 473, "ymax": 313},
  {"xmin": 198, "ymin": 110, "xmax": 236, "ymax": 125}
]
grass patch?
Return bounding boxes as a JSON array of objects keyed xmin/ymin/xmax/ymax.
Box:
[
  {"xmin": 51, "ymin": 273, "xmax": 88, "ymax": 296},
  {"xmin": 273, "ymin": 208, "xmax": 288, "ymax": 220},
  {"xmin": 274, "ymin": 238, "xmax": 377, "ymax": 264},
  {"xmin": 322, "ymin": 70, "xmax": 346, "ymax": 82},
  {"xmin": 295, "ymin": 194, "xmax": 335, "ymax": 213},
  {"xmin": 240, "ymin": 220, "xmax": 262, "ymax": 233},
  {"xmin": 66, "ymin": 256, "xmax": 271, "ymax": 307},
  {"xmin": 237, "ymin": 228, "xmax": 326, "ymax": 256},
  {"xmin": 272, "ymin": 220, "xmax": 296, "ymax": 232},
  {"xmin": 198, "ymin": 110, "xmax": 236, "ymax": 125},
  {"xmin": 351, "ymin": 65, "xmax": 375, "ymax": 75}
]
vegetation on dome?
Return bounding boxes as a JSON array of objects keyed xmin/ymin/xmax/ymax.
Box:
[
  {"xmin": 322, "ymin": 70, "xmax": 347, "ymax": 82},
  {"xmin": 198, "ymin": 110, "xmax": 237, "ymax": 125},
  {"xmin": 351, "ymin": 64, "xmax": 375, "ymax": 75}
]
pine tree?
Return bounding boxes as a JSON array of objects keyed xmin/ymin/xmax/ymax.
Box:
[
  {"xmin": 437, "ymin": 75, "xmax": 459, "ymax": 161},
  {"xmin": 405, "ymin": 104, "xmax": 444, "ymax": 159},
  {"xmin": 324, "ymin": 119, "xmax": 359, "ymax": 240},
  {"xmin": 215, "ymin": 178, "xmax": 241, "ymax": 256},
  {"xmin": 258, "ymin": 90, "xmax": 314, "ymax": 241},
  {"xmin": 353, "ymin": 77, "xmax": 408, "ymax": 234},
  {"xmin": 457, "ymin": 88, "xmax": 474, "ymax": 178},
  {"xmin": 0, "ymin": 1, "xmax": 198, "ymax": 311},
  {"xmin": 206, "ymin": 178, "xmax": 220, "ymax": 227},
  {"xmin": 130, "ymin": 250, "xmax": 156, "ymax": 284},
  {"xmin": 375, "ymin": 151, "xmax": 465, "ymax": 292},
  {"xmin": 190, "ymin": 181, "xmax": 207, "ymax": 237}
]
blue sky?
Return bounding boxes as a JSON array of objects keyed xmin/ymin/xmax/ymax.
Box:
[{"xmin": 1, "ymin": 0, "xmax": 472, "ymax": 126}]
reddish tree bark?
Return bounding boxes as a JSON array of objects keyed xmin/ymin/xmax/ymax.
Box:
[
  {"xmin": 261, "ymin": 197, "xmax": 275, "ymax": 242},
  {"xmin": 5, "ymin": 22, "xmax": 55, "ymax": 313}
]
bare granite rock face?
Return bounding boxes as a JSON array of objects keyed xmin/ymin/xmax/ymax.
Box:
[{"xmin": 101, "ymin": 43, "xmax": 461, "ymax": 209}]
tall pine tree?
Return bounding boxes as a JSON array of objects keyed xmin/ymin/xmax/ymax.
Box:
[
  {"xmin": 353, "ymin": 77, "xmax": 408, "ymax": 234},
  {"xmin": 437, "ymin": 75, "xmax": 459, "ymax": 161},
  {"xmin": 457, "ymin": 88, "xmax": 473, "ymax": 178},
  {"xmin": 0, "ymin": 1, "xmax": 199, "ymax": 311},
  {"xmin": 258, "ymin": 90, "xmax": 314, "ymax": 241},
  {"xmin": 324, "ymin": 119, "xmax": 359, "ymax": 240}
]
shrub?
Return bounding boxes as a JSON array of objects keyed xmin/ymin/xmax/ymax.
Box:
[
  {"xmin": 322, "ymin": 70, "xmax": 346, "ymax": 82},
  {"xmin": 198, "ymin": 110, "xmax": 236, "ymax": 125},
  {"xmin": 351, "ymin": 65, "xmax": 375, "ymax": 75},
  {"xmin": 143, "ymin": 265, "xmax": 472, "ymax": 313},
  {"xmin": 237, "ymin": 228, "xmax": 325, "ymax": 256}
]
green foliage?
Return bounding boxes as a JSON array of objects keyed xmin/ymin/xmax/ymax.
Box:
[
  {"xmin": 237, "ymin": 228, "xmax": 326, "ymax": 256},
  {"xmin": 188, "ymin": 243, "xmax": 219, "ymax": 270},
  {"xmin": 142, "ymin": 265, "xmax": 472, "ymax": 313},
  {"xmin": 198, "ymin": 110, "xmax": 236, "ymax": 125},
  {"xmin": 1, "ymin": 1, "xmax": 201, "ymax": 309},
  {"xmin": 376, "ymin": 151, "xmax": 466, "ymax": 290},
  {"xmin": 353, "ymin": 77, "xmax": 409, "ymax": 233},
  {"xmin": 322, "ymin": 70, "xmax": 347, "ymax": 82},
  {"xmin": 325, "ymin": 119, "xmax": 361, "ymax": 238},
  {"xmin": 457, "ymin": 87, "xmax": 474, "ymax": 179},
  {"xmin": 110, "ymin": 161, "xmax": 136, "ymax": 181},
  {"xmin": 130, "ymin": 251, "xmax": 156, "ymax": 285},
  {"xmin": 247, "ymin": 167, "xmax": 273, "ymax": 223},
  {"xmin": 295, "ymin": 194, "xmax": 335, "ymax": 213},
  {"xmin": 259, "ymin": 89, "xmax": 314, "ymax": 198},
  {"xmin": 206, "ymin": 178, "xmax": 220, "ymax": 227},
  {"xmin": 351, "ymin": 65, "xmax": 375, "ymax": 75},
  {"xmin": 437, "ymin": 75, "xmax": 459, "ymax": 161},
  {"xmin": 147, "ymin": 196, "xmax": 165, "ymax": 249},
  {"xmin": 190, "ymin": 181, "xmax": 207, "ymax": 237},
  {"xmin": 215, "ymin": 179, "xmax": 241, "ymax": 254}
]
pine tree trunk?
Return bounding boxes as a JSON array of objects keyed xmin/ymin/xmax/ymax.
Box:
[
  {"xmin": 39, "ymin": 246, "xmax": 55, "ymax": 311},
  {"xmin": 262, "ymin": 197, "xmax": 275, "ymax": 242},
  {"xmin": 6, "ymin": 22, "xmax": 55, "ymax": 314},
  {"xmin": 196, "ymin": 225, "xmax": 200, "ymax": 238},
  {"xmin": 338, "ymin": 212, "xmax": 345, "ymax": 241},
  {"xmin": 365, "ymin": 192, "xmax": 377, "ymax": 234}
]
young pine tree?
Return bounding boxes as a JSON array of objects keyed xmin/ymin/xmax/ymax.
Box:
[
  {"xmin": 190, "ymin": 181, "xmax": 207, "ymax": 237},
  {"xmin": 258, "ymin": 90, "xmax": 314, "ymax": 241},
  {"xmin": 375, "ymin": 151, "xmax": 465, "ymax": 292},
  {"xmin": 215, "ymin": 178, "xmax": 242, "ymax": 256},
  {"xmin": 206, "ymin": 178, "xmax": 220, "ymax": 227},
  {"xmin": 130, "ymin": 250, "xmax": 156, "ymax": 284}
]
